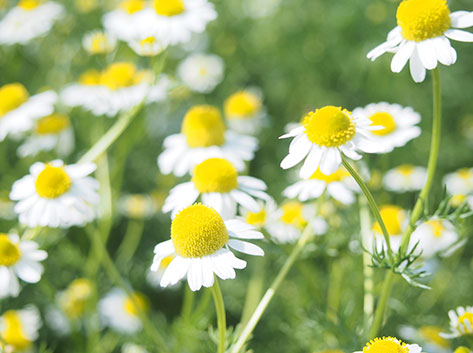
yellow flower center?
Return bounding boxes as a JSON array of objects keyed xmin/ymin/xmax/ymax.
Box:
[
  {"xmin": 1, "ymin": 311, "xmax": 31, "ymax": 350},
  {"xmin": 35, "ymin": 114, "xmax": 70, "ymax": 135},
  {"xmin": 455, "ymin": 347, "xmax": 472, "ymax": 353},
  {"xmin": 426, "ymin": 220, "xmax": 445, "ymax": 238},
  {"xmin": 373, "ymin": 205, "xmax": 406, "ymax": 236},
  {"xmin": 181, "ymin": 105, "xmax": 226, "ymax": 148},
  {"xmin": 457, "ymin": 312, "xmax": 473, "ymax": 333},
  {"xmin": 123, "ymin": 292, "xmax": 149, "ymax": 317},
  {"xmin": 0, "ymin": 83, "xmax": 29, "ymax": 118},
  {"xmin": 396, "ymin": 164, "xmax": 415, "ymax": 176},
  {"xmin": 280, "ymin": 202, "xmax": 307, "ymax": 228},
  {"xmin": 451, "ymin": 194, "xmax": 467, "ymax": 207},
  {"xmin": 192, "ymin": 158, "xmax": 238, "ymax": 193},
  {"xmin": 397, "ymin": 0, "xmax": 451, "ymax": 42},
  {"xmin": 369, "ymin": 112, "xmax": 397, "ymax": 136},
  {"xmin": 119, "ymin": 0, "xmax": 145, "ymax": 14},
  {"xmin": 61, "ymin": 278, "xmax": 94, "ymax": 319},
  {"xmin": 100, "ymin": 62, "xmax": 142, "ymax": 90},
  {"xmin": 362, "ymin": 337, "xmax": 409, "ymax": 353},
  {"xmin": 154, "ymin": 0, "xmax": 185, "ymax": 16},
  {"xmin": 140, "ymin": 36, "xmax": 156, "ymax": 47},
  {"xmin": 18, "ymin": 0, "xmax": 41, "ymax": 10},
  {"xmin": 88, "ymin": 32, "xmax": 111, "ymax": 54},
  {"xmin": 419, "ymin": 326, "xmax": 450, "ymax": 348},
  {"xmin": 171, "ymin": 204, "xmax": 228, "ymax": 258},
  {"xmin": 303, "ymin": 106, "xmax": 355, "ymax": 147},
  {"xmin": 35, "ymin": 165, "xmax": 72, "ymax": 199},
  {"xmin": 310, "ymin": 167, "xmax": 349, "ymax": 183},
  {"xmin": 79, "ymin": 69, "xmax": 101, "ymax": 85},
  {"xmin": 126, "ymin": 195, "xmax": 149, "ymax": 219},
  {"xmin": 457, "ymin": 168, "xmax": 473, "ymax": 181},
  {"xmin": 0, "ymin": 234, "xmax": 21, "ymax": 267},
  {"xmin": 160, "ymin": 255, "xmax": 174, "ymax": 269},
  {"xmin": 246, "ymin": 208, "xmax": 267, "ymax": 227},
  {"xmin": 224, "ymin": 91, "xmax": 262, "ymax": 119}
]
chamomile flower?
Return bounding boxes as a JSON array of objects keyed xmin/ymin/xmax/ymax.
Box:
[
  {"xmin": 146, "ymin": 255, "xmax": 180, "ymax": 289},
  {"xmin": 10, "ymin": 160, "xmax": 99, "ymax": 228},
  {"xmin": 367, "ymin": 0, "xmax": 473, "ymax": 83},
  {"xmin": 0, "ymin": 0, "xmax": 64, "ymax": 45},
  {"xmin": 0, "ymin": 306, "xmax": 41, "ymax": 353},
  {"xmin": 177, "ymin": 53, "xmax": 224, "ymax": 93},
  {"xmin": 17, "ymin": 113, "xmax": 74, "ymax": 158},
  {"xmin": 266, "ymin": 201, "xmax": 328, "ymax": 243},
  {"xmin": 280, "ymin": 106, "xmax": 383, "ymax": 178},
  {"xmin": 151, "ymin": 203, "xmax": 264, "ymax": 291},
  {"xmin": 0, "ymin": 83, "xmax": 57, "ymax": 141},
  {"xmin": 163, "ymin": 158, "xmax": 268, "ymax": 219},
  {"xmin": 409, "ymin": 219, "xmax": 460, "ymax": 258},
  {"xmin": 444, "ymin": 168, "xmax": 473, "ymax": 196},
  {"xmin": 118, "ymin": 194, "xmax": 157, "ymax": 219},
  {"xmin": 102, "ymin": 0, "xmax": 147, "ymax": 42},
  {"xmin": 128, "ymin": 35, "xmax": 167, "ymax": 56},
  {"xmin": 0, "ymin": 232, "xmax": 47, "ymax": 298},
  {"xmin": 99, "ymin": 288, "xmax": 149, "ymax": 334},
  {"xmin": 224, "ymin": 90, "xmax": 267, "ymax": 135},
  {"xmin": 354, "ymin": 336, "xmax": 422, "ymax": 353},
  {"xmin": 352, "ymin": 103, "xmax": 421, "ymax": 153},
  {"xmin": 82, "ymin": 30, "xmax": 117, "ymax": 55},
  {"xmin": 441, "ymin": 306, "xmax": 473, "ymax": 338},
  {"xmin": 240, "ymin": 198, "xmax": 277, "ymax": 231},
  {"xmin": 371, "ymin": 205, "xmax": 408, "ymax": 252},
  {"xmin": 58, "ymin": 278, "xmax": 94, "ymax": 321},
  {"xmin": 158, "ymin": 105, "xmax": 258, "ymax": 177},
  {"xmin": 400, "ymin": 325, "xmax": 451, "ymax": 353},
  {"xmin": 283, "ymin": 167, "xmax": 357, "ymax": 205},
  {"xmin": 384, "ymin": 164, "xmax": 427, "ymax": 192}
]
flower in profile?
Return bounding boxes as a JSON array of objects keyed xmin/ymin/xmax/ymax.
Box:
[
  {"xmin": 10, "ymin": 160, "xmax": 99, "ymax": 228},
  {"xmin": 283, "ymin": 167, "xmax": 358, "ymax": 205},
  {"xmin": 177, "ymin": 53, "xmax": 224, "ymax": 93},
  {"xmin": 82, "ymin": 30, "xmax": 117, "ymax": 55},
  {"xmin": 280, "ymin": 106, "xmax": 382, "ymax": 177},
  {"xmin": 352, "ymin": 103, "xmax": 421, "ymax": 153},
  {"xmin": 443, "ymin": 168, "xmax": 473, "ymax": 207},
  {"xmin": 224, "ymin": 90, "xmax": 267, "ymax": 135},
  {"xmin": 409, "ymin": 219, "xmax": 460, "ymax": 258},
  {"xmin": 17, "ymin": 113, "xmax": 74, "ymax": 158},
  {"xmin": 441, "ymin": 306, "xmax": 473, "ymax": 338},
  {"xmin": 0, "ymin": 306, "xmax": 41, "ymax": 353},
  {"xmin": 0, "ymin": 83, "xmax": 57, "ymax": 141},
  {"xmin": 163, "ymin": 158, "xmax": 268, "ymax": 219},
  {"xmin": 0, "ymin": 232, "xmax": 47, "ymax": 298},
  {"xmin": 354, "ymin": 336, "xmax": 422, "ymax": 353},
  {"xmin": 367, "ymin": 0, "xmax": 473, "ymax": 82},
  {"xmin": 128, "ymin": 35, "xmax": 167, "ymax": 56},
  {"xmin": 240, "ymin": 198, "xmax": 277, "ymax": 232},
  {"xmin": 151, "ymin": 203, "xmax": 264, "ymax": 291},
  {"xmin": 0, "ymin": 0, "xmax": 63, "ymax": 45},
  {"xmin": 371, "ymin": 205, "xmax": 407, "ymax": 251},
  {"xmin": 158, "ymin": 105, "xmax": 258, "ymax": 177},
  {"xmin": 383, "ymin": 164, "xmax": 427, "ymax": 192},
  {"xmin": 99, "ymin": 288, "xmax": 149, "ymax": 334}
]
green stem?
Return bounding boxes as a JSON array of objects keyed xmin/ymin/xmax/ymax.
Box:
[
  {"xmin": 368, "ymin": 270, "xmax": 396, "ymax": 338},
  {"xmin": 210, "ymin": 279, "xmax": 227, "ymax": 353},
  {"xmin": 359, "ymin": 197, "xmax": 374, "ymax": 333},
  {"xmin": 116, "ymin": 219, "xmax": 145, "ymax": 268},
  {"xmin": 181, "ymin": 286, "xmax": 195, "ymax": 320}
]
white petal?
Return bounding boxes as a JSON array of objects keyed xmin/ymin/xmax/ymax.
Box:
[
  {"xmin": 445, "ymin": 29, "xmax": 473, "ymax": 42},
  {"xmin": 279, "ymin": 126, "xmax": 304, "ymax": 139},
  {"xmin": 280, "ymin": 143, "xmax": 312, "ymax": 170},
  {"xmin": 433, "ymin": 37, "xmax": 456, "ymax": 66},
  {"xmin": 391, "ymin": 41, "xmax": 415, "ymax": 72},
  {"xmin": 299, "ymin": 146, "xmax": 322, "ymax": 179},
  {"xmin": 227, "ymin": 239, "xmax": 264, "ymax": 256},
  {"xmin": 231, "ymin": 190, "xmax": 260, "ymax": 212},
  {"xmin": 409, "ymin": 49, "xmax": 426, "ymax": 83},
  {"xmin": 187, "ymin": 258, "xmax": 204, "ymax": 291},
  {"xmin": 451, "ymin": 11, "xmax": 473, "ymax": 28},
  {"xmin": 201, "ymin": 257, "xmax": 215, "ymax": 288},
  {"xmin": 319, "ymin": 148, "xmax": 341, "ymax": 175},
  {"xmin": 417, "ymin": 40, "xmax": 438, "ymax": 70}
]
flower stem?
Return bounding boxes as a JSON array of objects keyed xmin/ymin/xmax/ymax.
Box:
[
  {"xmin": 211, "ymin": 279, "xmax": 227, "ymax": 353},
  {"xmin": 359, "ymin": 196, "xmax": 374, "ymax": 333},
  {"xmin": 368, "ymin": 270, "xmax": 396, "ymax": 338}
]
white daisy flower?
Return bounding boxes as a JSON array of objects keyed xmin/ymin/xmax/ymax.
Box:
[
  {"xmin": 371, "ymin": 205, "xmax": 408, "ymax": 252},
  {"xmin": 151, "ymin": 203, "xmax": 264, "ymax": 291},
  {"xmin": 0, "ymin": 306, "xmax": 41, "ymax": 353},
  {"xmin": 280, "ymin": 105, "xmax": 383, "ymax": 178},
  {"xmin": 0, "ymin": 83, "xmax": 57, "ymax": 141},
  {"xmin": 163, "ymin": 157, "xmax": 268, "ymax": 219},
  {"xmin": 354, "ymin": 336, "xmax": 422, "ymax": 353},
  {"xmin": 58, "ymin": 278, "xmax": 94, "ymax": 320},
  {"xmin": 118, "ymin": 194, "xmax": 157, "ymax": 219},
  {"xmin": 367, "ymin": 0, "xmax": 473, "ymax": 83},
  {"xmin": 239, "ymin": 198, "xmax": 277, "ymax": 231},
  {"xmin": 444, "ymin": 168, "xmax": 473, "ymax": 196},
  {"xmin": 0, "ymin": 232, "xmax": 47, "ymax": 299},
  {"xmin": 409, "ymin": 219, "xmax": 460, "ymax": 258},
  {"xmin": 146, "ymin": 255, "xmax": 180, "ymax": 289},
  {"xmin": 224, "ymin": 90, "xmax": 267, "ymax": 135},
  {"xmin": 99, "ymin": 288, "xmax": 149, "ymax": 334},
  {"xmin": 128, "ymin": 35, "xmax": 167, "ymax": 56},
  {"xmin": 283, "ymin": 167, "xmax": 357, "ymax": 205},
  {"xmin": 266, "ymin": 201, "xmax": 328, "ymax": 243},
  {"xmin": 0, "ymin": 0, "xmax": 63, "ymax": 45},
  {"xmin": 102, "ymin": 0, "xmax": 147, "ymax": 42},
  {"xmin": 441, "ymin": 306, "xmax": 473, "ymax": 338},
  {"xmin": 17, "ymin": 113, "xmax": 74, "ymax": 158},
  {"xmin": 122, "ymin": 343, "xmax": 150, "ymax": 353},
  {"xmin": 384, "ymin": 164, "xmax": 428, "ymax": 192},
  {"xmin": 399, "ymin": 325, "xmax": 451, "ymax": 353},
  {"xmin": 10, "ymin": 160, "xmax": 99, "ymax": 228},
  {"xmin": 158, "ymin": 105, "xmax": 258, "ymax": 177},
  {"xmin": 352, "ymin": 103, "xmax": 421, "ymax": 153},
  {"xmin": 177, "ymin": 53, "xmax": 225, "ymax": 93},
  {"xmin": 61, "ymin": 62, "xmax": 170, "ymax": 117},
  {"xmin": 82, "ymin": 30, "xmax": 117, "ymax": 55}
]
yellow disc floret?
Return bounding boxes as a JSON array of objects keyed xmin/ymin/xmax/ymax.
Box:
[
  {"xmin": 154, "ymin": 0, "xmax": 185, "ymax": 16},
  {"xmin": 397, "ymin": 164, "xmax": 415, "ymax": 176},
  {"xmin": 224, "ymin": 91, "xmax": 262, "ymax": 119},
  {"xmin": 192, "ymin": 158, "xmax": 238, "ymax": 193},
  {"xmin": 35, "ymin": 114, "xmax": 70, "ymax": 135},
  {"xmin": 397, "ymin": 0, "xmax": 451, "ymax": 42},
  {"xmin": 419, "ymin": 326, "xmax": 450, "ymax": 348},
  {"xmin": 455, "ymin": 347, "xmax": 472, "ymax": 353},
  {"xmin": 35, "ymin": 165, "xmax": 72, "ymax": 199},
  {"xmin": 60, "ymin": 278, "xmax": 94, "ymax": 319},
  {"xmin": 303, "ymin": 106, "xmax": 356, "ymax": 147},
  {"xmin": 426, "ymin": 219, "xmax": 446, "ymax": 238},
  {"xmin": 119, "ymin": 0, "xmax": 145, "ymax": 14},
  {"xmin": 370, "ymin": 112, "xmax": 397, "ymax": 136},
  {"xmin": 457, "ymin": 312, "xmax": 473, "ymax": 333},
  {"xmin": 18, "ymin": 0, "xmax": 41, "ymax": 10},
  {"xmin": 373, "ymin": 205, "xmax": 406, "ymax": 236},
  {"xmin": 79, "ymin": 69, "xmax": 101, "ymax": 85},
  {"xmin": 124, "ymin": 292, "xmax": 149, "ymax": 317},
  {"xmin": 0, "ymin": 234, "xmax": 21, "ymax": 267},
  {"xmin": 0, "ymin": 83, "xmax": 29, "ymax": 118},
  {"xmin": 362, "ymin": 337, "xmax": 409, "ymax": 353},
  {"xmin": 1, "ymin": 311, "xmax": 31, "ymax": 350},
  {"xmin": 310, "ymin": 167, "xmax": 349, "ymax": 183},
  {"xmin": 171, "ymin": 204, "xmax": 228, "ymax": 258},
  {"xmin": 100, "ymin": 62, "xmax": 139, "ymax": 90},
  {"xmin": 246, "ymin": 208, "xmax": 267, "ymax": 227},
  {"xmin": 280, "ymin": 201, "xmax": 307, "ymax": 228},
  {"xmin": 181, "ymin": 105, "xmax": 226, "ymax": 148}
]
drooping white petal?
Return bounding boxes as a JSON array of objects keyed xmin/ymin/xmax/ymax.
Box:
[
  {"xmin": 227, "ymin": 239, "xmax": 264, "ymax": 256},
  {"xmin": 417, "ymin": 40, "xmax": 438, "ymax": 70},
  {"xmin": 391, "ymin": 41, "xmax": 415, "ymax": 73}
]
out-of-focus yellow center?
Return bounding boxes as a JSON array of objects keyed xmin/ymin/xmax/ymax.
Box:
[
  {"xmin": 124, "ymin": 292, "xmax": 149, "ymax": 317},
  {"xmin": 61, "ymin": 278, "xmax": 94, "ymax": 319},
  {"xmin": 457, "ymin": 168, "xmax": 473, "ymax": 181},
  {"xmin": 0, "ymin": 234, "xmax": 21, "ymax": 267},
  {"xmin": 100, "ymin": 62, "xmax": 141, "ymax": 90},
  {"xmin": 246, "ymin": 208, "xmax": 267, "ymax": 227},
  {"xmin": 0, "ymin": 83, "xmax": 29, "ymax": 118},
  {"xmin": 18, "ymin": 0, "xmax": 41, "ymax": 10},
  {"xmin": 160, "ymin": 255, "xmax": 174, "ymax": 269},
  {"xmin": 369, "ymin": 112, "xmax": 397, "ymax": 136},
  {"xmin": 303, "ymin": 106, "xmax": 355, "ymax": 147},
  {"xmin": 224, "ymin": 91, "xmax": 261, "ymax": 119},
  {"xmin": 457, "ymin": 312, "xmax": 473, "ymax": 333},
  {"xmin": 372, "ymin": 205, "xmax": 406, "ymax": 236},
  {"xmin": 426, "ymin": 220, "xmax": 445, "ymax": 238},
  {"xmin": 171, "ymin": 204, "xmax": 228, "ymax": 258},
  {"xmin": 181, "ymin": 105, "xmax": 226, "ymax": 148},
  {"xmin": 419, "ymin": 325, "xmax": 450, "ymax": 348},
  {"xmin": 1, "ymin": 311, "xmax": 31, "ymax": 350},
  {"xmin": 397, "ymin": 0, "xmax": 451, "ymax": 42},
  {"xmin": 35, "ymin": 114, "xmax": 70, "ymax": 135},
  {"xmin": 119, "ymin": 0, "xmax": 145, "ymax": 14},
  {"xmin": 310, "ymin": 167, "xmax": 349, "ymax": 183},
  {"xmin": 396, "ymin": 164, "xmax": 415, "ymax": 176},
  {"xmin": 451, "ymin": 194, "xmax": 467, "ymax": 207},
  {"xmin": 362, "ymin": 337, "xmax": 409, "ymax": 353},
  {"xmin": 281, "ymin": 202, "xmax": 307, "ymax": 228},
  {"xmin": 35, "ymin": 165, "xmax": 72, "ymax": 199},
  {"xmin": 455, "ymin": 347, "xmax": 472, "ymax": 353},
  {"xmin": 154, "ymin": 0, "xmax": 185, "ymax": 16},
  {"xmin": 79, "ymin": 69, "xmax": 102, "ymax": 86},
  {"xmin": 87, "ymin": 32, "xmax": 112, "ymax": 54},
  {"xmin": 192, "ymin": 158, "xmax": 238, "ymax": 193},
  {"xmin": 126, "ymin": 195, "xmax": 149, "ymax": 219}
]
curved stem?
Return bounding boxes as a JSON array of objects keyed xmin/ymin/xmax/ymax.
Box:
[{"xmin": 211, "ymin": 279, "xmax": 227, "ymax": 353}]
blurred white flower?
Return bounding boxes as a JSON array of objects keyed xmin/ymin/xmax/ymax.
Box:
[
  {"xmin": 224, "ymin": 90, "xmax": 267, "ymax": 135},
  {"xmin": 239, "ymin": 198, "xmax": 277, "ymax": 232},
  {"xmin": 0, "ymin": 306, "xmax": 42, "ymax": 352},
  {"xmin": 400, "ymin": 325, "xmax": 451, "ymax": 353},
  {"xmin": 146, "ymin": 255, "xmax": 180, "ymax": 289},
  {"xmin": 370, "ymin": 204, "xmax": 407, "ymax": 252},
  {"xmin": 177, "ymin": 53, "xmax": 224, "ymax": 93},
  {"xmin": 384, "ymin": 164, "xmax": 427, "ymax": 192},
  {"xmin": 128, "ymin": 35, "xmax": 167, "ymax": 56},
  {"xmin": 409, "ymin": 219, "xmax": 460, "ymax": 258},
  {"xmin": 102, "ymin": 0, "xmax": 147, "ymax": 42},
  {"xmin": 441, "ymin": 306, "xmax": 473, "ymax": 338},
  {"xmin": 118, "ymin": 194, "xmax": 157, "ymax": 219},
  {"xmin": 122, "ymin": 343, "xmax": 150, "ymax": 353},
  {"xmin": 82, "ymin": 30, "xmax": 117, "ymax": 55}
]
